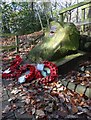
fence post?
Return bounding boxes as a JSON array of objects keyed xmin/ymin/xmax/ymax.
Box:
[
  {"xmin": 60, "ymin": 13, "xmax": 64, "ymax": 23},
  {"xmin": 76, "ymin": 7, "xmax": 79, "ymax": 22},
  {"xmin": 69, "ymin": 11, "xmax": 71, "ymax": 22},
  {"xmin": 15, "ymin": 35, "xmax": 19, "ymax": 53},
  {"xmin": 81, "ymin": 8, "xmax": 85, "ymax": 32},
  {"xmin": 87, "ymin": 6, "xmax": 91, "ymax": 36}
]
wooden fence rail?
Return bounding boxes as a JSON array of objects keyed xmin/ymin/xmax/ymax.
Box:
[
  {"xmin": 59, "ymin": 1, "xmax": 91, "ymax": 35},
  {"xmin": 1, "ymin": 31, "xmax": 44, "ymax": 53},
  {"xmin": 1, "ymin": 1, "xmax": 91, "ymax": 53}
]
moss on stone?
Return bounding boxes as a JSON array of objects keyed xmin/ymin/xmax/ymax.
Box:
[{"xmin": 28, "ymin": 21, "xmax": 80, "ymax": 62}]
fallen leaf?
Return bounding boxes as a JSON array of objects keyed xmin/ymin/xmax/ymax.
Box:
[
  {"xmin": 2, "ymin": 105, "xmax": 11, "ymax": 113},
  {"xmin": 36, "ymin": 109, "xmax": 45, "ymax": 117},
  {"xmin": 25, "ymin": 98, "xmax": 30, "ymax": 104},
  {"xmin": 72, "ymin": 105, "xmax": 78, "ymax": 113},
  {"xmin": 32, "ymin": 108, "xmax": 36, "ymax": 115}
]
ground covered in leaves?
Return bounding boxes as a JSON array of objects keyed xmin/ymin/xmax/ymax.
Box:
[
  {"xmin": 2, "ymin": 65, "xmax": 91, "ymax": 120},
  {"xmin": 2, "ymin": 32, "xmax": 91, "ymax": 120}
]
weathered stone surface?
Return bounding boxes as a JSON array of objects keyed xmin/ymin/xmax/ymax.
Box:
[{"xmin": 28, "ymin": 21, "xmax": 80, "ymax": 62}]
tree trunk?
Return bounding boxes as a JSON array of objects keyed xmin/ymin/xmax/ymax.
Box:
[
  {"xmin": 37, "ymin": 11, "xmax": 44, "ymax": 30},
  {"xmin": 45, "ymin": 13, "xmax": 50, "ymax": 29},
  {"xmin": 31, "ymin": 2, "xmax": 34, "ymax": 11}
]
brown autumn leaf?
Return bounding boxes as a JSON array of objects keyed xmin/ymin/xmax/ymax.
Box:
[
  {"xmin": 50, "ymin": 91, "xmax": 58, "ymax": 97},
  {"xmin": 72, "ymin": 105, "xmax": 78, "ymax": 113},
  {"xmin": 79, "ymin": 101, "xmax": 88, "ymax": 107},
  {"xmin": 70, "ymin": 98, "xmax": 76, "ymax": 106}
]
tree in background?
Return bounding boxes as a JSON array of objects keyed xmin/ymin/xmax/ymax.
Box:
[
  {"xmin": 35, "ymin": 1, "xmax": 53, "ymax": 30},
  {"xmin": 1, "ymin": 2, "xmax": 41, "ymax": 35},
  {"xmin": 1, "ymin": 1, "xmax": 55, "ymax": 35},
  {"xmin": 50, "ymin": 0, "xmax": 77, "ymax": 22},
  {"xmin": 1, "ymin": 0, "xmax": 83, "ymax": 36}
]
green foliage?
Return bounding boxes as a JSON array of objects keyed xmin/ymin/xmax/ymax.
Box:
[
  {"xmin": 1, "ymin": 2, "xmax": 12, "ymax": 33},
  {"xmin": 1, "ymin": 2, "xmax": 57, "ymax": 36},
  {"xmin": 1, "ymin": 2, "xmax": 47, "ymax": 35}
]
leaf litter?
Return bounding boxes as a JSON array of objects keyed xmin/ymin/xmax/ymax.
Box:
[{"xmin": 2, "ymin": 32, "xmax": 91, "ymax": 119}]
